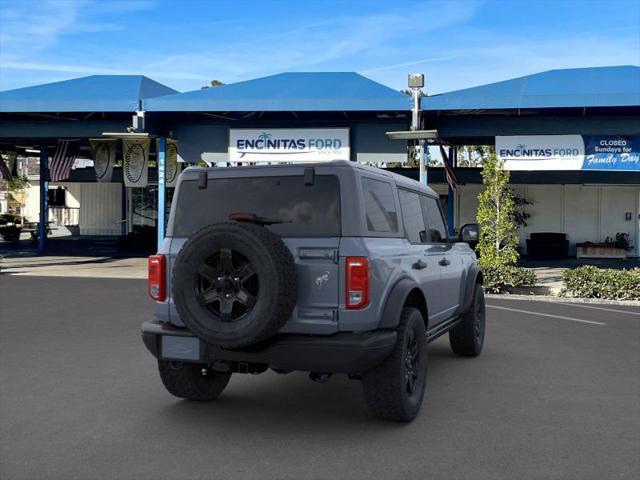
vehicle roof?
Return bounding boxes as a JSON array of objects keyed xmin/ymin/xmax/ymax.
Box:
[{"xmin": 183, "ymin": 160, "xmax": 438, "ymax": 197}]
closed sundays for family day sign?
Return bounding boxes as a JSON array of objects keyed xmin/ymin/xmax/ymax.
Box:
[
  {"xmin": 496, "ymin": 135, "xmax": 640, "ymax": 171},
  {"xmin": 229, "ymin": 128, "xmax": 350, "ymax": 162}
]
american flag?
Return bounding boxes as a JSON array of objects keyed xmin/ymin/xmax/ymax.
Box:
[
  {"xmin": 49, "ymin": 140, "xmax": 78, "ymax": 182},
  {"xmin": 439, "ymin": 145, "xmax": 458, "ymax": 190},
  {"xmin": 0, "ymin": 157, "xmax": 12, "ymax": 181}
]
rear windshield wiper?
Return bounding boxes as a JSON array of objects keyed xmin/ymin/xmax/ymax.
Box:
[{"xmin": 229, "ymin": 212, "xmax": 291, "ymax": 226}]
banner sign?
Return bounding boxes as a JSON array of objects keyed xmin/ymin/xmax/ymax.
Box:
[
  {"xmin": 90, "ymin": 139, "xmax": 116, "ymax": 182},
  {"xmin": 156, "ymin": 138, "xmax": 181, "ymax": 187},
  {"xmin": 229, "ymin": 128, "xmax": 350, "ymax": 163},
  {"xmin": 123, "ymin": 138, "xmax": 149, "ymax": 187},
  {"xmin": 496, "ymin": 135, "xmax": 584, "ymax": 170},
  {"xmin": 497, "ymin": 135, "xmax": 640, "ymax": 171},
  {"xmin": 6, "ymin": 151, "xmax": 17, "ymax": 176},
  {"xmin": 582, "ymin": 136, "xmax": 640, "ymax": 171}
]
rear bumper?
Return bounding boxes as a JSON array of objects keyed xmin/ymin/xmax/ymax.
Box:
[{"xmin": 141, "ymin": 321, "xmax": 397, "ymax": 374}]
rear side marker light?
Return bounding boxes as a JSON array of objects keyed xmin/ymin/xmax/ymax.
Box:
[
  {"xmin": 148, "ymin": 254, "xmax": 166, "ymax": 301},
  {"xmin": 346, "ymin": 257, "xmax": 369, "ymax": 309}
]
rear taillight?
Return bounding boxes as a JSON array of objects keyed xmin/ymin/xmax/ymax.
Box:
[
  {"xmin": 346, "ymin": 257, "xmax": 369, "ymax": 309},
  {"xmin": 148, "ymin": 254, "xmax": 166, "ymax": 301}
]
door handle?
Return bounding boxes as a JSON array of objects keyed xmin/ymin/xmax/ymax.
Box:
[
  {"xmin": 439, "ymin": 257, "xmax": 450, "ymax": 267},
  {"xmin": 412, "ymin": 259, "xmax": 427, "ymax": 270}
]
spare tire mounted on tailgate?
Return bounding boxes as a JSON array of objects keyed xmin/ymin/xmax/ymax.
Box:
[{"xmin": 172, "ymin": 222, "xmax": 297, "ymax": 349}]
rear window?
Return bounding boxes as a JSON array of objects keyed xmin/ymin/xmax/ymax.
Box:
[{"xmin": 172, "ymin": 175, "xmax": 341, "ymax": 237}]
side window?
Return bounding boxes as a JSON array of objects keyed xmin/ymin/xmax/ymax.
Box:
[
  {"xmin": 398, "ymin": 189, "xmax": 427, "ymax": 244},
  {"xmin": 361, "ymin": 177, "xmax": 398, "ymax": 233},
  {"xmin": 420, "ymin": 195, "xmax": 448, "ymax": 243}
]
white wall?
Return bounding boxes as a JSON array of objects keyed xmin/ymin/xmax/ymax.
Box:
[
  {"xmin": 64, "ymin": 183, "xmax": 81, "ymax": 208},
  {"xmin": 21, "ymin": 181, "xmax": 122, "ymax": 234},
  {"xmin": 562, "ymin": 186, "xmax": 599, "ymax": 249},
  {"xmin": 78, "ymin": 182, "xmax": 122, "ymax": 235},
  {"xmin": 451, "ymin": 183, "xmax": 639, "ymax": 257},
  {"xmin": 599, "ymin": 187, "xmax": 639, "ymax": 251},
  {"xmin": 23, "ymin": 182, "xmax": 40, "ymax": 222}
]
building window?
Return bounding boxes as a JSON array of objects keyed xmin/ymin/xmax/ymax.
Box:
[{"xmin": 48, "ymin": 187, "xmax": 66, "ymax": 207}]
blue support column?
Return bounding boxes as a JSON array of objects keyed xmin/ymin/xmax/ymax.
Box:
[
  {"xmin": 157, "ymin": 137, "xmax": 166, "ymax": 251},
  {"xmin": 38, "ymin": 145, "xmax": 48, "ymax": 254},
  {"xmin": 420, "ymin": 140, "xmax": 428, "ymax": 185},
  {"xmin": 447, "ymin": 146, "xmax": 456, "ymax": 236}
]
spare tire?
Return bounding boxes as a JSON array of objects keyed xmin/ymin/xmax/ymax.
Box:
[{"xmin": 172, "ymin": 222, "xmax": 297, "ymax": 349}]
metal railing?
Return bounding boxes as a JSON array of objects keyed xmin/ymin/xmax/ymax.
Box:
[{"xmin": 48, "ymin": 207, "xmax": 79, "ymax": 226}]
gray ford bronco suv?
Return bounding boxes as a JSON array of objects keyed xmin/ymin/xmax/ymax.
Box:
[{"xmin": 142, "ymin": 161, "xmax": 484, "ymax": 422}]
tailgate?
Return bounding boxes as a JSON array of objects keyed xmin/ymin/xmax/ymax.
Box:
[{"xmin": 279, "ymin": 238, "xmax": 340, "ymax": 334}]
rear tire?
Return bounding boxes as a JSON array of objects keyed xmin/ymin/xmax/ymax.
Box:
[
  {"xmin": 158, "ymin": 360, "xmax": 231, "ymax": 401},
  {"xmin": 362, "ymin": 307, "xmax": 427, "ymax": 422},
  {"xmin": 449, "ymin": 284, "xmax": 485, "ymax": 357},
  {"xmin": 172, "ymin": 222, "xmax": 297, "ymax": 349}
]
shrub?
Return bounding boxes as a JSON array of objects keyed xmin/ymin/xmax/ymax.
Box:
[
  {"xmin": 482, "ymin": 265, "xmax": 537, "ymax": 294},
  {"xmin": 561, "ymin": 266, "xmax": 640, "ymax": 300}
]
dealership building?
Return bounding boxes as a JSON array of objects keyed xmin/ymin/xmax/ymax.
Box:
[{"xmin": 0, "ymin": 65, "xmax": 638, "ymax": 257}]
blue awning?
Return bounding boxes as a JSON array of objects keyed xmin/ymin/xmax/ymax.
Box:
[
  {"xmin": 145, "ymin": 72, "xmax": 411, "ymax": 112},
  {"xmin": 0, "ymin": 75, "xmax": 178, "ymax": 113},
  {"xmin": 422, "ymin": 66, "xmax": 640, "ymax": 111}
]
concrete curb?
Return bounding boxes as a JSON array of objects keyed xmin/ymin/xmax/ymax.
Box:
[
  {"xmin": 501, "ymin": 285, "xmax": 559, "ymax": 296},
  {"xmin": 486, "ymin": 293, "xmax": 640, "ymax": 307}
]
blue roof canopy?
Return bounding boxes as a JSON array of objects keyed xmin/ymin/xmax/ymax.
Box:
[
  {"xmin": 0, "ymin": 75, "xmax": 178, "ymax": 113},
  {"xmin": 145, "ymin": 72, "xmax": 411, "ymax": 112},
  {"xmin": 422, "ymin": 66, "xmax": 640, "ymax": 111}
]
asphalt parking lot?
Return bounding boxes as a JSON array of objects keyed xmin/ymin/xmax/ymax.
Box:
[{"xmin": 1, "ymin": 276, "xmax": 638, "ymax": 480}]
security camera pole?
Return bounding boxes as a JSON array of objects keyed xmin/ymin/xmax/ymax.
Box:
[{"xmin": 408, "ymin": 73, "xmax": 426, "ymax": 185}]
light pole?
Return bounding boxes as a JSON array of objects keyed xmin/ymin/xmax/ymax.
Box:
[{"xmin": 408, "ymin": 73, "xmax": 426, "ymax": 185}]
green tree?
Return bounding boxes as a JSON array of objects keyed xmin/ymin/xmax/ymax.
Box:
[
  {"xmin": 476, "ymin": 153, "xmax": 519, "ymax": 268},
  {"xmin": 201, "ymin": 79, "xmax": 225, "ymax": 89},
  {"xmin": 457, "ymin": 145, "xmax": 495, "ymax": 167}
]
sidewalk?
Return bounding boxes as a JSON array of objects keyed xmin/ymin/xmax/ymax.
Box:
[
  {"xmin": 527, "ymin": 266, "xmax": 564, "ymax": 295},
  {"xmin": 0, "ymin": 256, "xmax": 147, "ymax": 279}
]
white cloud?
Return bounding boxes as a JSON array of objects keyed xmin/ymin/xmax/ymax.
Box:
[
  {"xmin": 0, "ymin": 59, "xmax": 209, "ymax": 83},
  {"xmin": 418, "ymin": 30, "xmax": 640, "ymax": 94},
  {"xmin": 360, "ymin": 56, "xmax": 459, "ymax": 74},
  {"xmin": 136, "ymin": 1, "xmax": 484, "ymax": 89},
  {"xmin": 0, "ymin": 0, "xmax": 152, "ymax": 56}
]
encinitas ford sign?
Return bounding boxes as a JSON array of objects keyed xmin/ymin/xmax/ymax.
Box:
[
  {"xmin": 229, "ymin": 128, "xmax": 350, "ymax": 162},
  {"xmin": 497, "ymin": 135, "xmax": 640, "ymax": 171},
  {"xmin": 496, "ymin": 135, "xmax": 584, "ymax": 170}
]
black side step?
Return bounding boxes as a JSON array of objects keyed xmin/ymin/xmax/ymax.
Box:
[{"xmin": 426, "ymin": 316, "xmax": 461, "ymax": 343}]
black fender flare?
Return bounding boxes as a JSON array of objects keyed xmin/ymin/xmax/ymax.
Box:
[
  {"xmin": 460, "ymin": 264, "xmax": 482, "ymax": 314},
  {"xmin": 378, "ymin": 278, "xmax": 424, "ymax": 329}
]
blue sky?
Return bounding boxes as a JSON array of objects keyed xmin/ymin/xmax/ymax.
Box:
[{"xmin": 0, "ymin": 0, "xmax": 638, "ymax": 94}]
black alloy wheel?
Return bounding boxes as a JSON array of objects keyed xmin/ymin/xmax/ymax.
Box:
[
  {"xmin": 404, "ymin": 329, "xmax": 420, "ymax": 396},
  {"xmin": 196, "ymin": 248, "xmax": 259, "ymax": 323}
]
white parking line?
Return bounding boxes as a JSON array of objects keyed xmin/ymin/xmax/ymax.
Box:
[
  {"xmin": 545, "ymin": 302, "xmax": 640, "ymax": 316},
  {"xmin": 487, "ymin": 304, "xmax": 606, "ymax": 326}
]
